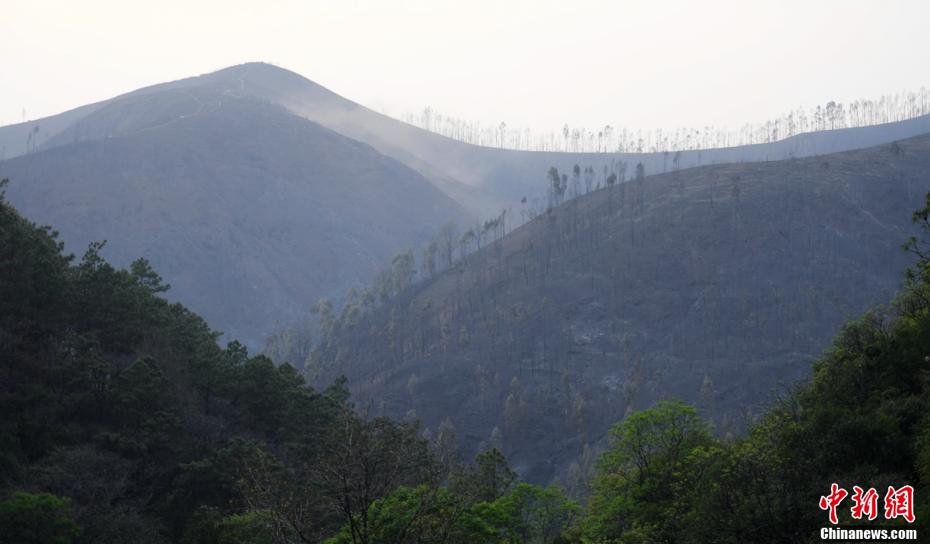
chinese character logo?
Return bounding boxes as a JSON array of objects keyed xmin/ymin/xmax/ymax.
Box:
[
  {"xmin": 819, "ymin": 483, "xmax": 849, "ymax": 525},
  {"xmin": 820, "ymin": 483, "xmax": 916, "ymax": 524},
  {"xmin": 884, "ymin": 485, "xmax": 915, "ymax": 523},
  {"xmin": 850, "ymin": 486, "xmax": 879, "ymax": 521}
]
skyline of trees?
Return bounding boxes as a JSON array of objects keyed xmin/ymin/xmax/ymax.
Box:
[{"xmin": 401, "ymin": 87, "xmax": 930, "ymax": 153}]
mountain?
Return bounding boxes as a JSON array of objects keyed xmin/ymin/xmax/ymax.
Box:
[
  {"xmin": 270, "ymin": 63, "xmax": 930, "ymax": 214},
  {"xmin": 4, "ymin": 62, "xmax": 930, "ymax": 219},
  {"xmin": 0, "ymin": 191, "xmax": 476, "ymax": 543},
  {"xmin": 305, "ymin": 134, "xmax": 930, "ymax": 483},
  {"xmin": 195, "ymin": 63, "xmax": 930, "ymax": 216},
  {"xmin": 4, "ymin": 166, "xmax": 930, "ymax": 544},
  {"xmin": 0, "ymin": 90, "xmax": 469, "ymax": 347}
]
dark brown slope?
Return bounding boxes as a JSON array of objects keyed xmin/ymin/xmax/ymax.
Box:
[
  {"xmin": 0, "ymin": 93, "xmax": 470, "ymax": 347},
  {"xmin": 311, "ymin": 135, "xmax": 930, "ymax": 483}
]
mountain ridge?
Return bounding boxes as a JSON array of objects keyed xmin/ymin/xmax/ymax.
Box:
[
  {"xmin": 0, "ymin": 91, "xmax": 470, "ymax": 347},
  {"xmin": 302, "ymin": 132, "xmax": 930, "ymax": 483},
  {"xmin": 5, "ymin": 62, "xmax": 930, "ymax": 217}
]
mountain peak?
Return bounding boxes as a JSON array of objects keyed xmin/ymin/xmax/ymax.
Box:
[{"xmin": 197, "ymin": 61, "xmax": 340, "ymax": 101}]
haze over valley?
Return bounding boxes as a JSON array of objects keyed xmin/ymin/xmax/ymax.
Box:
[
  {"xmin": 2, "ymin": 3, "xmax": 930, "ymax": 543},
  {"xmin": 3, "ymin": 62, "xmax": 929, "ymax": 348}
]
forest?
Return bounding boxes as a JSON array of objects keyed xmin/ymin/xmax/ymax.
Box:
[{"xmin": 3, "ymin": 150, "xmax": 928, "ymax": 542}]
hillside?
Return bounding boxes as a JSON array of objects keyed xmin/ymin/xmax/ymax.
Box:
[
  {"xmin": 307, "ymin": 134, "xmax": 930, "ymax": 483},
  {"xmin": 203, "ymin": 63, "xmax": 930, "ymax": 214},
  {"xmin": 1, "ymin": 189, "xmax": 581, "ymax": 543},
  {"xmin": 3, "ymin": 166, "xmax": 929, "ymax": 543},
  {"xmin": 3, "ymin": 63, "xmax": 930, "ymax": 218},
  {"xmin": 0, "ymin": 92, "xmax": 469, "ymax": 347}
]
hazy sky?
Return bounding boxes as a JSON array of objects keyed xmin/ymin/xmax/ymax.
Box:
[{"xmin": 2, "ymin": 0, "xmax": 929, "ymax": 134}]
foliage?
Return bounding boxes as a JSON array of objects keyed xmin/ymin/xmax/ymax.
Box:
[
  {"xmin": 6, "ymin": 178, "xmax": 930, "ymax": 543},
  {"xmin": 0, "ymin": 188, "xmax": 575, "ymax": 542},
  {"xmin": 582, "ymin": 401, "xmax": 713, "ymax": 543},
  {"xmin": 324, "ymin": 477, "xmax": 577, "ymax": 544},
  {"xmin": 0, "ymin": 491, "xmax": 81, "ymax": 544},
  {"xmin": 578, "ymin": 195, "xmax": 930, "ymax": 543}
]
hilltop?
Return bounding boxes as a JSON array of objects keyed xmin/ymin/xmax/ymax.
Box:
[{"xmin": 0, "ymin": 92, "xmax": 468, "ymax": 346}]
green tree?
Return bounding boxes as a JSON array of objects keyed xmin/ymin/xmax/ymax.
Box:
[
  {"xmin": 457, "ymin": 448, "xmax": 518, "ymax": 503},
  {"xmin": 130, "ymin": 258, "xmax": 170, "ymax": 294},
  {"xmin": 0, "ymin": 492, "xmax": 81, "ymax": 544},
  {"xmin": 583, "ymin": 400, "xmax": 712, "ymax": 543},
  {"xmin": 484, "ymin": 483, "xmax": 577, "ymax": 544}
]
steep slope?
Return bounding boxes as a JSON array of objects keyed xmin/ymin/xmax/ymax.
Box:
[
  {"xmin": 213, "ymin": 63, "xmax": 930, "ymax": 215},
  {"xmin": 309, "ymin": 135, "xmax": 930, "ymax": 483},
  {"xmin": 269, "ymin": 64, "xmax": 930, "ymax": 213},
  {"xmin": 0, "ymin": 92, "xmax": 469, "ymax": 347},
  {"xmin": 3, "ymin": 62, "xmax": 929, "ymax": 217},
  {"xmin": 0, "ymin": 194, "xmax": 429, "ymax": 543}
]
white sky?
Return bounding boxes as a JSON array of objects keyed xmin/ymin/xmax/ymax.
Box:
[{"xmin": 2, "ymin": 0, "xmax": 928, "ymax": 133}]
